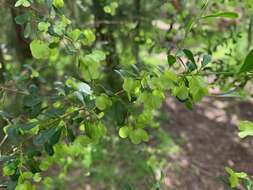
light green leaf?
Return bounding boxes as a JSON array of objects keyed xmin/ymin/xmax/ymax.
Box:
[
  {"xmin": 202, "ymin": 12, "xmax": 239, "ymax": 19},
  {"xmin": 225, "ymin": 167, "xmax": 247, "ymax": 188},
  {"xmin": 238, "ymin": 121, "xmax": 253, "ymax": 138},
  {"xmin": 123, "ymin": 78, "xmax": 140, "ymax": 100},
  {"xmin": 53, "ymin": 0, "xmax": 64, "ymax": 8},
  {"xmin": 81, "ymin": 29, "xmax": 96, "ymax": 45},
  {"xmin": 3, "ymin": 163, "xmax": 16, "ymax": 176},
  {"xmin": 38, "ymin": 22, "xmax": 50, "ymax": 32},
  {"xmin": 15, "ymin": 0, "xmax": 31, "ymax": 7},
  {"xmin": 75, "ymin": 135, "xmax": 92, "ymax": 146},
  {"xmin": 80, "ymin": 51, "xmax": 106, "ymax": 81},
  {"xmin": 119, "ymin": 126, "xmax": 132, "ymax": 139},
  {"xmin": 69, "ymin": 29, "xmax": 82, "ymax": 41},
  {"xmin": 129, "ymin": 128, "xmax": 149, "ymax": 144},
  {"xmin": 188, "ymin": 76, "xmax": 208, "ymax": 102},
  {"xmin": 30, "ymin": 40, "xmax": 50, "ymax": 59},
  {"xmin": 138, "ymin": 91, "xmax": 165, "ymax": 109},
  {"xmin": 173, "ymin": 86, "xmax": 188, "ymax": 101},
  {"xmin": 85, "ymin": 122, "xmax": 107, "ymax": 143},
  {"xmin": 95, "ymin": 93, "xmax": 112, "ymax": 110}
]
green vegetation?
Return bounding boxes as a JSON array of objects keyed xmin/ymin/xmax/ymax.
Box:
[{"xmin": 0, "ymin": 0, "xmax": 253, "ymax": 189}]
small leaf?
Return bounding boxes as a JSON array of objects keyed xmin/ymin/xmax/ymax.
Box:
[
  {"xmin": 77, "ymin": 82, "xmax": 92, "ymax": 95},
  {"xmin": 123, "ymin": 78, "xmax": 140, "ymax": 100},
  {"xmin": 119, "ymin": 126, "xmax": 132, "ymax": 139},
  {"xmin": 183, "ymin": 49, "xmax": 196, "ymax": 65},
  {"xmin": 85, "ymin": 122, "xmax": 106, "ymax": 143},
  {"xmin": 15, "ymin": 0, "xmax": 31, "ymax": 7},
  {"xmin": 239, "ymin": 50, "xmax": 253, "ymax": 73},
  {"xmin": 38, "ymin": 22, "xmax": 51, "ymax": 32},
  {"xmin": 167, "ymin": 54, "xmax": 176, "ymax": 66},
  {"xmin": 30, "ymin": 40, "xmax": 50, "ymax": 59},
  {"xmin": 225, "ymin": 167, "xmax": 248, "ymax": 188},
  {"xmin": 95, "ymin": 93, "xmax": 112, "ymax": 110},
  {"xmin": 202, "ymin": 54, "xmax": 212, "ymax": 66},
  {"xmin": 3, "ymin": 163, "xmax": 16, "ymax": 176},
  {"xmin": 173, "ymin": 86, "xmax": 189, "ymax": 101},
  {"xmin": 81, "ymin": 29, "xmax": 96, "ymax": 45},
  {"xmin": 238, "ymin": 121, "xmax": 253, "ymax": 138},
  {"xmin": 69, "ymin": 29, "xmax": 82, "ymax": 41},
  {"xmin": 182, "ymin": 49, "xmax": 197, "ymax": 71},
  {"xmin": 202, "ymin": 12, "xmax": 239, "ymax": 19},
  {"xmin": 129, "ymin": 128, "xmax": 149, "ymax": 144},
  {"xmin": 52, "ymin": 0, "xmax": 64, "ymax": 8}
]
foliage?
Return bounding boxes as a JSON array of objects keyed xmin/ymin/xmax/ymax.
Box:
[
  {"xmin": 225, "ymin": 121, "xmax": 253, "ymax": 189},
  {"xmin": 0, "ymin": 0, "xmax": 252, "ymax": 189}
]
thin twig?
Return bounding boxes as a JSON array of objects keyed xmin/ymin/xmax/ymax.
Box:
[{"xmin": 0, "ymin": 135, "xmax": 8, "ymax": 148}]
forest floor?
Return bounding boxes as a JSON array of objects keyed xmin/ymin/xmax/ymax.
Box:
[{"xmin": 162, "ymin": 97, "xmax": 253, "ymax": 190}]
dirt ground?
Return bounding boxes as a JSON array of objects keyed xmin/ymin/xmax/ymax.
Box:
[{"xmin": 163, "ymin": 97, "xmax": 253, "ymax": 190}]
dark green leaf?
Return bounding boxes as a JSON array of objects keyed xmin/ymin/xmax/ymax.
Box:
[
  {"xmin": 167, "ymin": 54, "xmax": 176, "ymax": 66},
  {"xmin": 14, "ymin": 13, "xmax": 31, "ymax": 25},
  {"xmin": 239, "ymin": 49, "xmax": 253, "ymax": 73},
  {"xmin": 183, "ymin": 49, "xmax": 196, "ymax": 65},
  {"xmin": 202, "ymin": 54, "xmax": 212, "ymax": 66}
]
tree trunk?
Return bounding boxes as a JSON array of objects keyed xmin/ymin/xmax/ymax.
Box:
[
  {"xmin": 92, "ymin": 0, "xmax": 120, "ymax": 91},
  {"xmin": 9, "ymin": 1, "xmax": 32, "ymax": 62}
]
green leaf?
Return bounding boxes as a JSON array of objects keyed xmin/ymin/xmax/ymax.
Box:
[
  {"xmin": 238, "ymin": 121, "xmax": 253, "ymax": 138},
  {"xmin": 173, "ymin": 86, "xmax": 188, "ymax": 101},
  {"xmin": 85, "ymin": 122, "xmax": 107, "ymax": 143},
  {"xmin": 138, "ymin": 91, "xmax": 165, "ymax": 109},
  {"xmin": 24, "ymin": 22, "xmax": 32, "ymax": 38},
  {"xmin": 167, "ymin": 54, "xmax": 176, "ymax": 66},
  {"xmin": 3, "ymin": 163, "xmax": 16, "ymax": 176},
  {"xmin": 129, "ymin": 128, "xmax": 149, "ymax": 144},
  {"xmin": 225, "ymin": 167, "xmax": 247, "ymax": 188},
  {"xmin": 119, "ymin": 126, "xmax": 132, "ymax": 139},
  {"xmin": 23, "ymin": 95, "xmax": 41, "ymax": 107},
  {"xmin": 33, "ymin": 173, "xmax": 42, "ymax": 182},
  {"xmin": 15, "ymin": 13, "xmax": 31, "ymax": 25},
  {"xmin": 182, "ymin": 49, "xmax": 197, "ymax": 71},
  {"xmin": 69, "ymin": 29, "xmax": 82, "ymax": 41},
  {"xmin": 188, "ymin": 76, "xmax": 208, "ymax": 102},
  {"xmin": 81, "ymin": 29, "xmax": 96, "ymax": 45},
  {"xmin": 202, "ymin": 54, "xmax": 212, "ymax": 66},
  {"xmin": 239, "ymin": 49, "xmax": 253, "ymax": 73},
  {"xmin": 95, "ymin": 93, "xmax": 112, "ymax": 110},
  {"xmin": 44, "ymin": 142, "xmax": 54, "ymax": 156},
  {"xmin": 202, "ymin": 12, "xmax": 239, "ymax": 19},
  {"xmin": 38, "ymin": 22, "xmax": 51, "ymax": 32},
  {"xmin": 77, "ymin": 82, "xmax": 92, "ymax": 95},
  {"xmin": 75, "ymin": 135, "xmax": 92, "ymax": 146},
  {"xmin": 183, "ymin": 49, "xmax": 195, "ymax": 64},
  {"xmin": 33, "ymin": 126, "xmax": 61, "ymax": 145},
  {"xmin": 80, "ymin": 50, "xmax": 106, "ymax": 81},
  {"xmin": 15, "ymin": 0, "xmax": 31, "ymax": 7},
  {"xmin": 30, "ymin": 40, "xmax": 50, "ymax": 59},
  {"xmin": 123, "ymin": 78, "xmax": 140, "ymax": 100},
  {"xmin": 52, "ymin": 0, "xmax": 64, "ymax": 8}
]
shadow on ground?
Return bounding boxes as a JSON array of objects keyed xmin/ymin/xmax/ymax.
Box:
[{"xmin": 162, "ymin": 97, "xmax": 253, "ymax": 190}]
